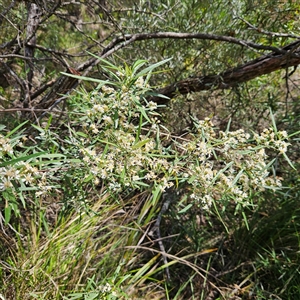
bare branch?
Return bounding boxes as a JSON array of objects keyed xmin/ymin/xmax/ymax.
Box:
[
  {"xmin": 30, "ymin": 78, "xmax": 57, "ymax": 101},
  {"xmin": 5, "ymin": 13, "xmax": 298, "ymax": 111},
  {"xmin": 75, "ymin": 31, "xmax": 296, "ymax": 76}
]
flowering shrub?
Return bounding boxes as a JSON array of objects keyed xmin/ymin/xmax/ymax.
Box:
[
  {"xmin": 65, "ymin": 57, "xmax": 291, "ymax": 212},
  {"xmin": 0, "ymin": 123, "xmax": 65, "ymax": 224},
  {"xmin": 0, "ymin": 57, "xmax": 293, "ymax": 225}
]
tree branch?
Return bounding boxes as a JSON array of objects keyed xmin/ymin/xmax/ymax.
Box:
[
  {"xmin": 150, "ymin": 43, "xmax": 300, "ymax": 104},
  {"xmin": 77, "ymin": 32, "xmax": 294, "ymax": 73},
  {"xmin": 102, "ymin": 31, "xmax": 288, "ymax": 55},
  {"xmin": 25, "ymin": 30, "xmax": 300, "ymax": 109}
]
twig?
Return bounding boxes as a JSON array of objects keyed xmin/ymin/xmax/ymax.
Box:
[
  {"xmin": 148, "ymin": 188, "xmax": 174, "ymax": 281},
  {"xmin": 238, "ymin": 16, "xmax": 300, "ymax": 39}
]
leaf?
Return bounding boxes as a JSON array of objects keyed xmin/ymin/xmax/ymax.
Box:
[
  {"xmin": 211, "ymin": 161, "xmax": 234, "ymax": 184},
  {"xmin": 6, "ymin": 120, "xmax": 28, "ymax": 137},
  {"xmin": 131, "ymin": 60, "xmax": 148, "ymax": 76},
  {"xmin": 127, "ymin": 253, "xmax": 160, "ymax": 284},
  {"xmin": 133, "ymin": 181, "xmax": 149, "ymax": 187},
  {"xmin": 0, "ymin": 152, "xmax": 47, "ymax": 167},
  {"xmin": 85, "ymin": 292, "xmax": 99, "ymax": 300},
  {"xmin": 229, "ymin": 168, "xmax": 244, "ymax": 188},
  {"xmin": 4, "ymin": 205, "xmax": 12, "ymax": 225},
  {"xmin": 133, "ymin": 97, "xmax": 151, "ymax": 123},
  {"xmin": 60, "ymin": 72, "xmax": 117, "ymax": 86},
  {"xmin": 136, "ymin": 57, "xmax": 172, "ymax": 78},
  {"xmin": 178, "ymin": 203, "xmax": 193, "ymax": 214},
  {"xmin": 132, "ymin": 139, "xmax": 150, "ymax": 150},
  {"xmin": 76, "ymin": 131, "xmax": 89, "ymax": 138},
  {"xmin": 86, "ymin": 51, "xmax": 120, "ymax": 70},
  {"xmin": 269, "ymin": 107, "xmax": 278, "ymax": 134},
  {"xmin": 242, "ymin": 211, "xmax": 249, "ymax": 230},
  {"xmin": 283, "ymin": 152, "xmax": 296, "ymax": 170}
]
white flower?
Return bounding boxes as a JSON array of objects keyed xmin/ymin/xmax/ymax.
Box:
[
  {"xmin": 0, "ymin": 178, "xmax": 13, "ymax": 190},
  {"xmin": 2, "ymin": 143, "xmax": 13, "ymax": 154},
  {"xmin": 135, "ymin": 77, "xmax": 144, "ymax": 88},
  {"xmin": 102, "ymin": 85, "xmax": 115, "ymax": 94},
  {"xmin": 147, "ymin": 101, "xmax": 157, "ymax": 111},
  {"xmin": 90, "ymin": 124, "xmax": 99, "ymax": 134},
  {"xmin": 102, "ymin": 115, "xmax": 113, "ymax": 125},
  {"xmin": 93, "ymin": 104, "xmax": 105, "ymax": 114},
  {"xmin": 202, "ymin": 195, "xmax": 213, "ymax": 210}
]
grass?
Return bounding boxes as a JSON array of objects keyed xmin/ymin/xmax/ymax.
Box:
[{"xmin": 0, "ymin": 147, "xmax": 299, "ymax": 300}]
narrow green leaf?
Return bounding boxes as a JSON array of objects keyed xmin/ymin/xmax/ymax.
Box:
[
  {"xmin": 225, "ymin": 118, "xmax": 232, "ymax": 133},
  {"xmin": 134, "ymin": 181, "xmax": 149, "ymax": 187},
  {"xmin": 178, "ymin": 203, "xmax": 193, "ymax": 214},
  {"xmin": 242, "ymin": 211, "xmax": 249, "ymax": 230},
  {"xmin": 86, "ymin": 51, "xmax": 120, "ymax": 70},
  {"xmin": 135, "ymin": 100, "xmax": 151, "ymax": 123},
  {"xmin": 283, "ymin": 152, "xmax": 296, "ymax": 170},
  {"xmin": 211, "ymin": 161, "xmax": 234, "ymax": 184},
  {"xmin": 86, "ymin": 292, "xmax": 99, "ymax": 300},
  {"xmin": 230, "ymin": 169, "xmax": 244, "ymax": 188},
  {"xmin": 269, "ymin": 107, "xmax": 278, "ymax": 134},
  {"xmin": 132, "ymin": 139, "xmax": 150, "ymax": 150},
  {"xmin": 136, "ymin": 57, "xmax": 172, "ymax": 77},
  {"xmin": 132, "ymin": 60, "xmax": 147, "ymax": 76},
  {"xmin": 0, "ymin": 152, "xmax": 47, "ymax": 167},
  {"xmin": 4, "ymin": 205, "xmax": 12, "ymax": 225},
  {"xmin": 76, "ymin": 131, "xmax": 88, "ymax": 138},
  {"xmin": 60, "ymin": 72, "xmax": 117, "ymax": 85},
  {"xmin": 6, "ymin": 121, "xmax": 28, "ymax": 137},
  {"xmin": 128, "ymin": 253, "xmax": 160, "ymax": 284}
]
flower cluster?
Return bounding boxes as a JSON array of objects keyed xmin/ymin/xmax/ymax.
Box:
[
  {"xmin": 181, "ymin": 122, "xmax": 287, "ymax": 209},
  {"xmin": 0, "ymin": 133, "xmax": 51, "ymax": 197},
  {"xmin": 253, "ymin": 128, "xmax": 290, "ymax": 154},
  {"xmin": 99, "ymin": 282, "xmax": 118, "ymax": 299},
  {"xmin": 1, "ymin": 59, "xmax": 293, "ymax": 224},
  {"xmin": 77, "ymin": 77, "xmax": 176, "ymax": 192},
  {"xmin": 75, "ymin": 71, "xmax": 290, "ymax": 210}
]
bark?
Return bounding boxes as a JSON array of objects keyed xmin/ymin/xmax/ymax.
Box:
[
  {"xmin": 24, "ymin": 2, "xmax": 40, "ymax": 108},
  {"xmin": 25, "ymin": 3, "xmax": 40, "ymax": 86}
]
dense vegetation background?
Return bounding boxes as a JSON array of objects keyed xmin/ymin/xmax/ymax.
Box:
[{"xmin": 0, "ymin": 0, "xmax": 300, "ymax": 299}]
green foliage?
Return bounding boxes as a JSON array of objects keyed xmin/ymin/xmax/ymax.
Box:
[
  {"xmin": 1, "ymin": 1, "xmax": 300, "ymax": 298},
  {"xmin": 1, "ymin": 57, "xmax": 299, "ymax": 299},
  {"xmin": 0, "ymin": 121, "xmax": 66, "ymax": 224}
]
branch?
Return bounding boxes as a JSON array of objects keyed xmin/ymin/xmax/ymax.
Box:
[
  {"xmin": 77, "ymin": 32, "xmax": 289, "ymax": 73},
  {"xmin": 238, "ymin": 17, "xmax": 300, "ymax": 39},
  {"xmin": 150, "ymin": 43, "xmax": 300, "ymax": 104},
  {"xmin": 77, "ymin": 32, "xmax": 299, "ymax": 78},
  {"xmin": 29, "ymin": 31, "xmax": 300, "ymax": 110},
  {"xmin": 102, "ymin": 31, "xmax": 288, "ymax": 55}
]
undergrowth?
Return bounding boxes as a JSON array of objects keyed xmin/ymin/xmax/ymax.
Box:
[{"xmin": 0, "ymin": 57, "xmax": 299, "ymax": 299}]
